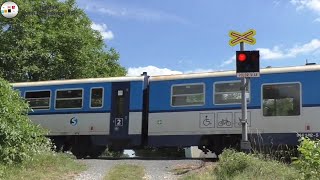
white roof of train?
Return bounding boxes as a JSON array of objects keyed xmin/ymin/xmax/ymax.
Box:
[
  {"xmin": 12, "ymin": 76, "xmax": 144, "ymax": 87},
  {"xmin": 149, "ymin": 64, "xmax": 320, "ymax": 81},
  {"xmin": 12, "ymin": 64, "xmax": 320, "ymax": 87}
]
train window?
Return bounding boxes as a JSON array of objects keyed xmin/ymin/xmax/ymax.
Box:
[
  {"xmin": 171, "ymin": 84, "xmax": 205, "ymax": 106},
  {"xmin": 214, "ymin": 81, "xmax": 249, "ymax": 104},
  {"xmin": 262, "ymin": 83, "xmax": 300, "ymax": 116},
  {"xmin": 25, "ymin": 91, "xmax": 51, "ymax": 110},
  {"xmin": 116, "ymin": 92, "xmax": 125, "ymax": 116},
  {"xmin": 90, "ymin": 88, "xmax": 103, "ymax": 108},
  {"xmin": 55, "ymin": 89, "xmax": 83, "ymax": 109}
]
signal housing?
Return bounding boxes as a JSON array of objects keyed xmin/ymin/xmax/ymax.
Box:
[{"xmin": 236, "ymin": 51, "xmax": 260, "ymax": 74}]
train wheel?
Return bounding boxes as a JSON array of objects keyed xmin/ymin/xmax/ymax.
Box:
[
  {"xmin": 198, "ymin": 136, "xmax": 210, "ymax": 154},
  {"xmin": 88, "ymin": 146, "xmax": 106, "ymax": 159},
  {"xmin": 71, "ymin": 148, "xmax": 87, "ymax": 159},
  {"xmin": 88, "ymin": 152, "xmax": 100, "ymax": 159},
  {"xmin": 51, "ymin": 137, "xmax": 65, "ymax": 152},
  {"xmin": 71, "ymin": 136, "xmax": 91, "ymax": 159}
]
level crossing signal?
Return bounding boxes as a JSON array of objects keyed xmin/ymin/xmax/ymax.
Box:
[{"xmin": 236, "ymin": 51, "xmax": 260, "ymax": 77}]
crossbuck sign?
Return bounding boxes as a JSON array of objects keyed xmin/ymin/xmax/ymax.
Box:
[{"xmin": 229, "ymin": 29, "xmax": 256, "ymax": 46}]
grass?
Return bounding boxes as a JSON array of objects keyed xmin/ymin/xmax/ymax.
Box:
[
  {"xmin": 215, "ymin": 150, "xmax": 301, "ymax": 180},
  {"xmin": 0, "ymin": 152, "xmax": 86, "ymax": 180},
  {"xmin": 172, "ymin": 162, "xmax": 216, "ymax": 180},
  {"xmin": 181, "ymin": 165, "xmax": 216, "ymax": 180},
  {"xmin": 104, "ymin": 164, "xmax": 145, "ymax": 180},
  {"xmin": 172, "ymin": 161, "xmax": 207, "ymax": 176},
  {"xmin": 178, "ymin": 149, "xmax": 303, "ymax": 180}
]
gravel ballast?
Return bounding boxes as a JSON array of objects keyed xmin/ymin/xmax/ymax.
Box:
[{"xmin": 75, "ymin": 159, "xmax": 203, "ymax": 180}]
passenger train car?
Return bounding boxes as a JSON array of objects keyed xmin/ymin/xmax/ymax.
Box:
[
  {"xmin": 13, "ymin": 76, "xmax": 146, "ymax": 158},
  {"xmin": 12, "ymin": 65, "xmax": 320, "ymax": 158}
]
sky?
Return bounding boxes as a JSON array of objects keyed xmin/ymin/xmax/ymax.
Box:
[{"xmin": 76, "ymin": 0, "xmax": 320, "ymax": 76}]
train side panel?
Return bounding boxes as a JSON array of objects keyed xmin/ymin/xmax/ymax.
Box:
[
  {"xmin": 147, "ymin": 70, "xmax": 320, "ymax": 149},
  {"xmin": 29, "ymin": 113, "xmax": 110, "ymax": 135},
  {"xmin": 14, "ymin": 77, "xmax": 145, "ymax": 158},
  {"xmin": 128, "ymin": 81, "xmax": 144, "ymax": 136},
  {"xmin": 17, "ymin": 82, "xmax": 112, "ymax": 136}
]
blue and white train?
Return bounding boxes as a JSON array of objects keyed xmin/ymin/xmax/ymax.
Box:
[{"xmin": 12, "ymin": 65, "xmax": 320, "ymax": 158}]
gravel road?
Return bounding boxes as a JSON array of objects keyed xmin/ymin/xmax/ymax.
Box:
[{"xmin": 75, "ymin": 158, "xmax": 204, "ymax": 180}]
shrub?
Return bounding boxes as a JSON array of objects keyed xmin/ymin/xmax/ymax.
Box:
[
  {"xmin": 0, "ymin": 78, "xmax": 51, "ymax": 164},
  {"xmin": 292, "ymin": 137, "xmax": 320, "ymax": 179},
  {"xmin": 102, "ymin": 149, "xmax": 124, "ymax": 158},
  {"xmin": 0, "ymin": 152, "xmax": 86, "ymax": 179},
  {"xmin": 215, "ymin": 149, "xmax": 301, "ymax": 180}
]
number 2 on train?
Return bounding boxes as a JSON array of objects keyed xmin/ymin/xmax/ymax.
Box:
[{"xmin": 115, "ymin": 118, "xmax": 123, "ymax": 126}]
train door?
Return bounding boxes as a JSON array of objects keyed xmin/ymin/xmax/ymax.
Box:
[{"xmin": 110, "ymin": 82, "xmax": 130, "ymax": 138}]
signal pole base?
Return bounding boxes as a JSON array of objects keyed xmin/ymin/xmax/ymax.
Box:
[{"xmin": 240, "ymin": 140, "xmax": 252, "ymax": 153}]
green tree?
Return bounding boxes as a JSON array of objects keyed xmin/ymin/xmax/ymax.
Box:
[
  {"xmin": 0, "ymin": 0, "xmax": 126, "ymax": 82},
  {"xmin": 0, "ymin": 78, "xmax": 51, "ymax": 164}
]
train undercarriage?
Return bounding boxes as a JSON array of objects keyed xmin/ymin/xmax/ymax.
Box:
[
  {"xmin": 198, "ymin": 134, "xmax": 242, "ymax": 155},
  {"xmin": 51, "ymin": 136, "xmax": 107, "ymax": 159},
  {"xmin": 50, "ymin": 134, "xmax": 245, "ymax": 159}
]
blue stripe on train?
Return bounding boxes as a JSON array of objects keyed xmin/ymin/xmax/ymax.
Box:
[
  {"xmin": 148, "ymin": 104, "xmax": 320, "ymax": 113},
  {"xmin": 28, "ymin": 104, "xmax": 320, "ymax": 114},
  {"xmin": 149, "ymin": 106, "xmax": 260, "ymax": 113},
  {"xmin": 29, "ymin": 109, "xmax": 142, "ymax": 115}
]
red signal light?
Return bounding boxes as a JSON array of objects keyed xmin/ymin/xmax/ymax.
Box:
[
  {"xmin": 238, "ymin": 53, "xmax": 247, "ymax": 62},
  {"xmin": 236, "ymin": 50, "xmax": 260, "ymax": 74}
]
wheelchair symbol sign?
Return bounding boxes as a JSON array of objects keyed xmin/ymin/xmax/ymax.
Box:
[
  {"xmin": 203, "ymin": 116, "xmax": 212, "ymax": 126},
  {"xmin": 115, "ymin": 118, "xmax": 123, "ymax": 126},
  {"xmin": 199, "ymin": 113, "xmax": 214, "ymax": 128}
]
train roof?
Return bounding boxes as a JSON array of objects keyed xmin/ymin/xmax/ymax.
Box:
[
  {"xmin": 149, "ymin": 64, "xmax": 320, "ymax": 81},
  {"xmin": 11, "ymin": 64, "xmax": 320, "ymax": 87},
  {"xmin": 12, "ymin": 76, "xmax": 144, "ymax": 87}
]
